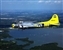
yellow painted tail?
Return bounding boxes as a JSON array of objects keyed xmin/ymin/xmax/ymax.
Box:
[
  {"xmin": 48, "ymin": 14, "xmax": 60, "ymax": 25},
  {"xmin": 34, "ymin": 14, "xmax": 60, "ymax": 27}
]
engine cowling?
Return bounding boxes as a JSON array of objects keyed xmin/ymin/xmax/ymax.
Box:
[{"xmin": 38, "ymin": 24, "xmax": 42, "ymax": 27}]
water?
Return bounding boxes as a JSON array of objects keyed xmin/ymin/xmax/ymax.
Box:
[{"xmin": 8, "ymin": 28, "xmax": 63, "ymax": 48}]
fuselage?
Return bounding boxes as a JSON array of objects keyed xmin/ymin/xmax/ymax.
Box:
[
  {"xmin": 12, "ymin": 14, "xmax": 60, "ymax": 29},
  {"xmin": 12, "ymin": 21, "xmax": 36, "ymax": 28}
]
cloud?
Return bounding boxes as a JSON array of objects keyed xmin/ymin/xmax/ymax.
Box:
[
  {"xmin": 45, "ymin": 0, "xmax": 51, "ymax": 3},
  {"xmin": 52, "ymin": 0, "xmax": 61, "ymax": 3},
  {"xmin": 38, "ymin": 0, "xmax": 44, "ymax": 3},
  {"xmin": 38, "ymin": 0, "xmax": 62, "ymax": 4},
  {"xmin": 45, "ymin": 0, "xmax": 62, "ymax": 4},
  {"xmin": 54, "ymin": 1, "xmax": 61, "ymax": 3}
]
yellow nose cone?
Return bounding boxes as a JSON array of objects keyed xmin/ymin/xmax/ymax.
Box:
[{"xmin": 12, "ymin": 24, "xmax": 15, "ymax": 28}]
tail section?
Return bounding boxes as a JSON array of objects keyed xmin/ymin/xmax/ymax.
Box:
[
  {"xmin": 49, "ymin": 14, "xmax": 60, "ymax": 25},
  {"xmin": 35, "ymin": 14, "xmax": 60, "ymax": 27}
]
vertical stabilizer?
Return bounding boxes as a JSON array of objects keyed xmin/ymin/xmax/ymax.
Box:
[{"xmin": 49, "ymin": 14, "xmax": 60, "ymax": 24}]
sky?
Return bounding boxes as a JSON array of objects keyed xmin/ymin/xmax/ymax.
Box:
[{"xmin": 0, "ymin": 0, "xmax": 63, "ymax": 11}]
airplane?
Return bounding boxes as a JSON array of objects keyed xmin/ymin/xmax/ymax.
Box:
[{"xmin": 11, "ymin": 14, "xmax": 60, "ymax": 29}]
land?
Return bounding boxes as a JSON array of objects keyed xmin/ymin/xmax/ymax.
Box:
[{"xmin": 30, "ymin": 43, "xmax": 63, "ymax": 50}]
